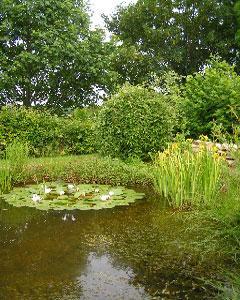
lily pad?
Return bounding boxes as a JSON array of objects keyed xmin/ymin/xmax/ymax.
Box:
[{"xmin": 2, "ymin": 182, "xmax": 145, "ymax": 211}]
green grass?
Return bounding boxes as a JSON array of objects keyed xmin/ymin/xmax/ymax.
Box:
[{"xmin": 9, "ymin": 154, "xmax": 153, "ymax": 186}]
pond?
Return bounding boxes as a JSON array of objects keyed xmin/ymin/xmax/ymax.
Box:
[{"xmin": 0, "ymin": 185, "xmax": 229, "ymax": 299}]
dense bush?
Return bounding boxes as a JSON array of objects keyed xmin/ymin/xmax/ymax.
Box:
[
  {"xmin": 97, "ymin": 84, "xmax": 176, "ymax": 160},
  {"xmin": 0, "ymin": 106, "xmax": 97, "ymax": 156},
  {"xmin": 183, "ymin": 59, "xmax": 240, "ymax": 138}
]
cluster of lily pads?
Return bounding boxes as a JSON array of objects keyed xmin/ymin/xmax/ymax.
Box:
[{"xmin": 1, "ymin": 182, "xmax": 145, "ymax": 211}]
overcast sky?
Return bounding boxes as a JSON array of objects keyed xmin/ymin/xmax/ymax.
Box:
[{"xmin": 89, "ymin": 0, "xmax": 136, "ymax": 28}]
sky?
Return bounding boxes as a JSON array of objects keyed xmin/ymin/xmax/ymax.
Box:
[{"xmin": 89, "ymin": 0, "xmax": 135, "ymax": 28}]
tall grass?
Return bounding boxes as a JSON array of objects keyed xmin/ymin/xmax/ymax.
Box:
[
  {"xmin": 0, "ymin": 141, "xmax": 29, "ymax": 193},
  {"xmin": 0, "ymin": 167, "xmax": 12, "ymax": 194},
  {"xmin": 5, "ymin": 140, "xmax": 29, "ymax": 182},
  {"xmin": 153, "ymin": 140, "xmax": 225, "ymax": 208}
]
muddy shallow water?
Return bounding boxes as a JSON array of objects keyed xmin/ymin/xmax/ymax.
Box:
[{"xmin": 0, "ymin": 186, "xmax": 229, "ymax": 299}]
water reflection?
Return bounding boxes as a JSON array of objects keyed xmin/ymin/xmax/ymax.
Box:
[
  {"xmin": 78, "ymin": 253, "xmax": 150, "ymax": 300},
  {"xmin": 0, "ymin": 188, "xmax": 227, "ymax": 299}
]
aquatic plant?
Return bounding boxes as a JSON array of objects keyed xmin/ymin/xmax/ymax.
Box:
[
  {"xmin": 2, "ymin": 182, "xmax": 145, "ymax": 211},
  {"xmin": 0, "ymin": 167, "xmax": 12, "ymax": 194},
  {"xmin": 5, "ymin": 140, "xmax": 29, "ymax": 181},
  {"xmin": 153, "ymin": 139, "xmax": 225, "ymax": 208}
]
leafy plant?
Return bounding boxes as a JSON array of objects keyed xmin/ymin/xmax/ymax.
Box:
[
  {"xmin": 153, "ymin": 139, "xmax": 225, "ymax": 208},
  {"xmin": 0, "ymin": 106, "xmax": 97, "ymax": 156},
  {"xmin": 2, "ymin": 182, "xmax": 145, "ymax": 211},
  {"xmin": 97, "ymin": 84, "xmax": 176, "ymax": 160},
  {"xmin": 183, "ymin": 58, "xmax": 240, "ymax": 138}
]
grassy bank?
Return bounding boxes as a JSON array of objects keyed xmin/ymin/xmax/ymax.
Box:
[{"xmin": 10, "ymin": 154, "xmax": 154, "ymax": 186}]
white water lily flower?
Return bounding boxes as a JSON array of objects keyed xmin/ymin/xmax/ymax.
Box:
[
  {"xmin": 32, "ymin": 194, "xmax": 41, "ymax": 202},
  {"xmin": 109, "ymin": 191, "xmax": 114, "ymax": 196},
  {"xmin": 68, "ymin": 184, "xmax": 74, "ymax": 189},
  {"xmin": 100, "ymin": 195, "xmax": 110, "ymax": 201},
  {"xmin": 59, "ymin": 190, "xmax": 65, "ymax": 196},
  {"xmin": 44, "ymin": 187, "xmax": 52, "ymax": 194},
  {"xmin": 94, "ymin": 188, "xmax": 100, "ymax": 193}
]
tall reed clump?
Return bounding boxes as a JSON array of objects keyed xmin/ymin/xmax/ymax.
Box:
[
  {"xmin": 0, "ymin": 167, "xmax": 12, "ymax": 194},
  {"xmin": 153, "ymin": 139, "xmax": 225, "ymax": 208},
  {"xmin": 5, "ymin": 140, "xmax": 29, "ymax": 183}
]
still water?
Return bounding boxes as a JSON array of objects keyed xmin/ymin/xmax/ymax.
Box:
[{"xmin": 0, "ymin": 187, "xmax": 228, "ymax": 299}]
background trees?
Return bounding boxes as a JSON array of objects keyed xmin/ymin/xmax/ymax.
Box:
[
  {"xmin": 106, "ymin": 0, "xmax": 238, "ymax": 81},
  {"xmin": 0, "ymin": 0, "xmax": 114, "ymax": 111}
]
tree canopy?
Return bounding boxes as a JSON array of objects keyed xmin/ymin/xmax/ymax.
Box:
[
  {"xmin": 0, "ymin": 0, "xmax": 114, "ymax": 111},
  {"xmin": 105, "ymin": 0, "xmax": 238, "ymax": 79}
]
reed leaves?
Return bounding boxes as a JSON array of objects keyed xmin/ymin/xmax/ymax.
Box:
[{"xmin": 153, "ymin": 140, "xmax": 225, "ymax": 208}]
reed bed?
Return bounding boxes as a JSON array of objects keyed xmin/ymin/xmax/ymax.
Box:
[
  {"xmin": 0, "ymin": 140, "xmax": 29, "ymax": 194},
  {"xmin": 0, "ymin": 167, "xmax": 12, "ymax": 194},
  {"xmin": 5, "ymin": 140, "xmax": 29, "ymax": 181},
  {"xmin": 153, "ymin": 140, "xmax": 225, "ymax": 208}
]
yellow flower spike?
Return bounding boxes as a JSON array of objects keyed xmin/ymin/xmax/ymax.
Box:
[
  {"xmin": 213, "ymin": 152, "xmax": 219, "ymax": 160},
  {"xmin": 186, "ymin": 138, "xmax": 193, "ymax": 143},
  {"xmin": 212, "ymin": 145, "xmax": 218, "ymax": 152},
  {"xmin": 171, "ymin": 143, "xmax": 179, "ymax": 150},
  {"xmin": 164, "ymin": 149, "xmax": 170, "ymax": 155}
]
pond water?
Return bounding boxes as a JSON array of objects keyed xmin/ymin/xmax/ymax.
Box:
[{"xmin": 0, "ymin": 186, "xmax": 229, "ymax": 299}]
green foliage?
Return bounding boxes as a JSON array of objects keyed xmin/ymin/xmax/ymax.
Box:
[
  {"xmin": 11, "ymin": 155, "xmax": 152, "ymax": 186},
  {"xmin": 0, "ymin": 0, "xmax": 114, "ymax": 111},
  {"xmin": 0, "ymin": 167, "xmax": 11, "ymax": 194},
  {"xmin": 108, "ymin": 40, "xmax": 155, "ymax": 86},
  {"xmin": 152, "ymin": 70, "xmax": 186, "ymax": 134},
  {"xmin": 2, "ymin": 182, "xmax": 145, "ymax": 211},
  {"xmin": 0, "ymin": 106, "xmax": 97, "ymax": 156},
  {"xmin": 235, "ymin": 0, "xmax": 240, "ymax": 45},
  {"xmin": 97, "ymin": 85, "xmax": 176, "ymax": 160},
  {"xmin": 153, "ymin": 140, "xmax": 224, "ymax": 208},
  {"xmin": 183, "ymin": 59, "xmax": 240, "ymax": 138},
  {"xmin": 5, "ymin": 140, "xmax": 29, "ymax": 182},
  {"xmin": 106, "ymin": 0, "xmax": 238, "ymax": 79},
  {"xmin": 0, "ymin": 140, "xmax": 28, "ymax": 193}
]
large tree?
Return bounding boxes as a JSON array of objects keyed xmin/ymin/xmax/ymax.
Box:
[
  {"xmin": 106, "ymin": 0, "xmax": 238, "ymax": 78},
  {"xmin": 0, "ymin": 0, "xmax": 113, "ymax": 111}
]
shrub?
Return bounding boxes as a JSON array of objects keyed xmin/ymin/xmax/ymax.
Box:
[
  {"xmin": 0, "ymin": 106, "xmax": 97, "ymax": 156},
  {"xmin": 183, "ymin": 58, "xmax": 240, "ymax": 138},
  {"xmin": 97, "ymin": 84, "xmax": 176, "ymax": 160},
  {"xmin": 0, "ymin": 107, "xmax": 62, "ymax": 156},
  {"xmin": 61, "ymin": 114, "xmax": 97, "ymax": 155}
]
